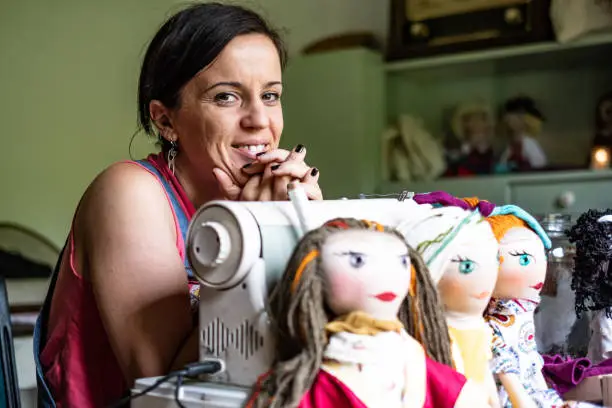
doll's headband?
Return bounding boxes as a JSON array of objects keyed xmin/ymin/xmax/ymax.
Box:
[
  {"xmin": 413, "ymin": 191, "xmax": 496, "ymax": 217},
  {"xmin": 490, "ymin": 205, "xmax": 552, "ymax": 249}
]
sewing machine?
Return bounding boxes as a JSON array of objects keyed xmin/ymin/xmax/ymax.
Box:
[{"xmin": 130, "ymin": 187, "xmax": 429, "ymax": 407}]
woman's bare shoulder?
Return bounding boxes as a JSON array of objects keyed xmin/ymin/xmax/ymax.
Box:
[{"xmin": 75, "ymin": 160, "xmax": 178, "ymax": 256}]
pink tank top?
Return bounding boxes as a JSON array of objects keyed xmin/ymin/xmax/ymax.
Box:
[{"xmin": 39, "ymin": 154, "xmax": 199, "ymax": 408}]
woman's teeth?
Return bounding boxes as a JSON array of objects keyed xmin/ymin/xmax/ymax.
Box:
[{"xmin": 235, "ymin": 144, "xmax": 268, "ymax": 154}]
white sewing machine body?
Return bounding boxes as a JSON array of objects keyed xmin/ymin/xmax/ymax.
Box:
[{"xmin": 132, "ymin": 195, "xmax": 430, "ymax": 406}]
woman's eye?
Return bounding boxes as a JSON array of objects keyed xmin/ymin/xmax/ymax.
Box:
[
  {"xmin": 262, "ymin": 92, "xmax": 280, "ymax": 103},
  {"xmin": 519, "ymin": 254, "xmax": 531, "ymax": 266},
  {"xmin": 349, "ymin": 253, "xmax": 366, "ymax": 269},
  {"xmin": 214, "ymin": 93, "xmax": 238, "ymax": 104},
  {"xmin": 459, "ymin": 260, "xmax": 475, "ymax": 274}
]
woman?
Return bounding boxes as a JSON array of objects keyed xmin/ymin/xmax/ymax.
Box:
[{"xmin": 33, "ymin": 3, "xmax": 323, "ymax": 407}]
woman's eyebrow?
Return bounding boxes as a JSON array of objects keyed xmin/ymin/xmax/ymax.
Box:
[{"xmin": 203, "ymin": 80, "xmax": 283, "ymax": 93}]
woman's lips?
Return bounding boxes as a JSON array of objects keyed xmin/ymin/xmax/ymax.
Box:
[
  {"xmin": 373, "ymin": 292, "xmax": 397, "ymax": 302},
  {"xmin": 531, "ymin": 282, "xmax": 544, "ymax": 290}
]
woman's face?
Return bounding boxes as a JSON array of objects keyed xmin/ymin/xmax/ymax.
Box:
[{"xmin": 161, "ymin": 33, "xmax": 284, "ymax": 188}]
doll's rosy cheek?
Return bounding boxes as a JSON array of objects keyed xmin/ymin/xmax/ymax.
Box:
[
  {"xmin": 326, "ymin": 271, "xmax": 365, "ymax": 306},
  {"xmin": 439, "ymin": 275, "xmax": 466, "ymax": 298},
  {"xmin": 499, "ymin": 269, "xmax": 526, "ymax": 286}
]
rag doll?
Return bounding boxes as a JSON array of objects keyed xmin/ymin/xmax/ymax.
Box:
[
  {"xmin": 497, "ymin": 96, "xmax": 547, "ymax": 173},
  {"xmin": 247, "ymin": 218, "xmax": 490, "ymax": 408},
  {"xmin": 445, "ymin": 102, "xmax": 496, "ymax": 176},
  {"xmin": 566, "ymin": 209, "xmax": 612, "ymax": 365},
  {"xmin": 483, "ymin": 205, "xmax": 568, "ymax": 408},
  {"xmin": 398, "ymin": 195, "xmax": 501, "ymax": 408}
]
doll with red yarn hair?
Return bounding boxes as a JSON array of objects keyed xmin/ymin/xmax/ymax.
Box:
[{"xmin": 247, "ymin": 218, "xmax": 490, "ymax": 408}]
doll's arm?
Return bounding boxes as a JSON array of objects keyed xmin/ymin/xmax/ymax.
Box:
[
  {"xmin": 454, "ymin": 380, "xmax": 492, "ymax": 408},
  {"xmin": 497, "ymin": 373, "xmax": 537, "ymax": 408},
  {"xmin": 485, "ymin": 371, "xmax": 501, "ymax": 408}
]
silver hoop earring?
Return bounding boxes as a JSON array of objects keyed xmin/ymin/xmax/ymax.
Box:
[{"xmin": 167, "ymin": 140, "xmax": 178, "ymax": 175}]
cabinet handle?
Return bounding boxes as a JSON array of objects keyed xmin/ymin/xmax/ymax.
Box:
[{"xmin": 556, "ymin": 191, "xmax": 576, "ymax": 209}]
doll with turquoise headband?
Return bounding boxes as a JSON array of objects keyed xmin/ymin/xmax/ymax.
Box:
[
  {"xmin": 482, "ymin": 204, "xmax": 573, "ymax": 408},
  {"xmin": 399, "ymin": 195, "xmax": 502, "ymax": 408}
]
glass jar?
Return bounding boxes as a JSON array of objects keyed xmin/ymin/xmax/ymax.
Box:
[
  {"xmin": 539, "ymin": 213, "xmax": 576, "ymax": 295},
  {"xmin": 535, "ymin": 213, "xmax": 590, "ymax": 357}
]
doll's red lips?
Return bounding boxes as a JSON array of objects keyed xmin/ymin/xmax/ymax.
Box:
[
  {"xmin": 374, "ymin": 292, "xmax": 397, "ymax": 302},
  {"xmin": 531, "ymin": 283, "xmax": 544, "ymax": 290}
]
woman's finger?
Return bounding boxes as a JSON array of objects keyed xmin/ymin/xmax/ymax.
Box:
[
  {"xmin": 269, "ymin": 160, "xmax": 311, "ymax": 180},
  {"xmin": 252, "ymin": 148, "xmax": 291, "ymax": 165},
  {"xmin": 301, "ymin": 167, "xmax": 320, "ymax": 186},
  {"xmin": 300, "ymin": 181, "xmax": 324, "ymax": 201},
  {"xmin": 281, "ymin": 144, "xmax": 307, "ymax": 164},
  {"xmin": 273, "ymin": 175, "xmax": 293, "ymax": 201},
  {"xmin": 257, "ymin": 163, "xmax": 275, "ymax": 201},
  {"xmin": 239, "ymin": 174, "xmax": 263, "ymax": 201}
]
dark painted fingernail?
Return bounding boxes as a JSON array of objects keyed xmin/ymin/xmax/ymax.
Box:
[
  {"xmin": 242, "ymin": 163, "xmax": 252, "ymax": 169},
  {"xmin": 294, "ymin": 144, "xmax": 305, "ymax": 153},
  {"xmin": 310, "ymin": 167, "xmax": 319, "ymax": 176},
  {"xmin": 256, "ymin": 151, "xmax": 266, "ymax": 157},
  {"xmin": 271, "ymin": 164, "xmax": 280, "ymax": 170}
]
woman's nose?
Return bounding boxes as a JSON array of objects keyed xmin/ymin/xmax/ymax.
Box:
[{"xmin": 241, "ymin": 101, "xmax": 269, "ymax": 130}]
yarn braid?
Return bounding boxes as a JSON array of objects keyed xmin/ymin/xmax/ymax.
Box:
[{"xmin": 398, "ymin": 244, "xmax": 454, "ymax": 367}]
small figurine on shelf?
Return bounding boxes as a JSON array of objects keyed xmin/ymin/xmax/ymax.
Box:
[
  {"xmin": 400, "ymin": 194, "xmax": 502, "ymax": 408},
  {"xmin": 483, "ymin": 205, "xmax": 569, "ymax": 407},
  {"xmin": 567, "ymin": 209, "xmax": 612, "ymax": 365},
  {"xmin": 497, "ymin": 96, "xmax": 548, "ymax": 173},
  {"xmin": 247, "ymin": 218, "xmax": 490, "ymax": 408},
  {"xmin": 444, "ymin": 102, "xmax": 496, "ymax": 177}
]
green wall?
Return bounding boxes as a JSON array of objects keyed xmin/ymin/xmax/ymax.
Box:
[{"xmin": 0, "ymin": 1, "xmax": 196, "ymax": 246}]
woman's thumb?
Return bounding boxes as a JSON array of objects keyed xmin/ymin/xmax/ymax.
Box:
[{"xmin": 213, "ymin": 168, "xmax": 241, "ymax": 200}]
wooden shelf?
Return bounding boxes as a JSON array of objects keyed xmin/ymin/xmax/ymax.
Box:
[{"xmin": 385, "ymin": 31, "xmax": 612, "ymax": 73}]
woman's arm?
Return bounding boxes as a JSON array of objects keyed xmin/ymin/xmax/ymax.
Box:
[{"xmin": 77, "ymin": 163, "xmax": 198, "ymax": 385}]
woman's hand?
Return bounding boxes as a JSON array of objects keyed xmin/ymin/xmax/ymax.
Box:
[{"xmin": 214, "ymin": 144, "xmax": 323, "ymax": 201}]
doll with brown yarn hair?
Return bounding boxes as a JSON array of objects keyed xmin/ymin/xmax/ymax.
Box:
[{"xmin": 247, "ymin": 218, "xmax": 490, "ymax": 408}]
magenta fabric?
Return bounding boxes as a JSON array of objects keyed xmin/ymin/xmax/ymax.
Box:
[
  {"xmin": 298, "ymin": 370, "xmax": 367, "ymax": 408},
  {"xmin": 298, "ymin": 357, "xmax": 467, "ymax": 408},
  {"xmin": 542, "ymin": 355, "xmax": 612, "ymax": 395},
  {"xmin": 424, "ymin": 357, "xmax": 467, "ymax": 408},
  {"xmin": 413, "ymin": 191, "xmax": 496, "ymax": 216}
]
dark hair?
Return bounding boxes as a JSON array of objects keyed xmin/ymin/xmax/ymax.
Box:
[
  {"xmin": 137, "ymin": 2, "xmax": 287, "ymax": 152},
  {"xmin": 503, "ymin": 96, "xmax": 545, "ymax": 121},
  {"xmin": 567, "ymin": 209, "xmax": 612, "ymax": 318}
]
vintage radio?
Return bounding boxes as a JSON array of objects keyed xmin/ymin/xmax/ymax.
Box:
[{"xmin": 387, "ymin": 0, "xmax": 554, "ymax": 61}]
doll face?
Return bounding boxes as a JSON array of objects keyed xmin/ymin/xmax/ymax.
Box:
[
  {"xmin": 493, "ymin": 226, "xmax": 547, "ymax": 301},
  {"xmin": 463, "ymin": 112, "xmax": 491, "ymax": 141},
  {"xmin": 321, "ymin": 230, "xmax": 412, "ymax": 321},
  {"xmin": 437, "ymin": 221, "xmax": 499, "ymax": 317},
  {"xmin": 503, "ymin": 113, "xmax": 525, "ymax": 136}
]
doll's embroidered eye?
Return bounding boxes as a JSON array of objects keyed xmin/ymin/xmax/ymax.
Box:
[
  {"xmin": 343, "ymin": 251, "xmax": 366, "ymax": 268},
  {"xmin": 451, "ymin": 256, "xmax": 476, "ymax": 274},
  {"xmin": 509, "ymin": 250, "xmax": 533, "ymax": 266},
  {"xmin": 458, "ymin": 260, "xmax": 475, "ymax": 274},
  {"xmin": 400, "ymin": 254, "xmax": 409, "ymax": 268}
]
